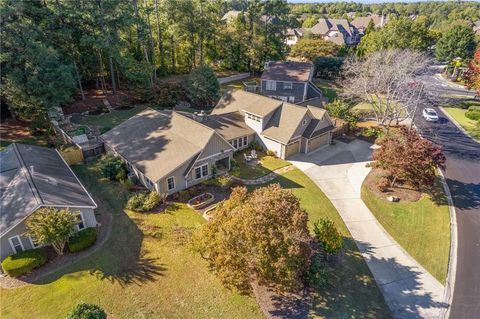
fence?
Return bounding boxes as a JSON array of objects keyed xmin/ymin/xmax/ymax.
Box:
[{"xmin": 332, "ymin": 118, "xmax": 349, "ymax": 139}]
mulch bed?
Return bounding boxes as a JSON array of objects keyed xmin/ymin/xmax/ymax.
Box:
[
  {"xmin": 0, "ymin": 119, "xmax": 33, "ymax": 140},
  {"xmin": 364, "ymin": 169, "xmax": 422, "ymax": 202},
  {"xmin": 63, "ymin": 89, "xmax": 132, "ymax": 115}
]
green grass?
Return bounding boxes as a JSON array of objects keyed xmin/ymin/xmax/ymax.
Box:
[
  {"xmin": 233, "ymin": 151, "xmax": 291, "ymax": 179},
  {"xmin": 443, "ymin": 107, "xmax": 480, "ymax": 142},
  {"xmin": 0, "ymin": 161, "xmax": 262, "ymax": 319},
  {"xmin": 361, "ymin": 177, "xmax": 451, "ymax": 284},
  {"xmin": 250, "ymin": 169, "xmax": 392, "ymax": 318},
  {"xmin": 312, "ymin": 79, "xmax": 338, "ymax": 102},
  {"xmin": 0, "ymin": 136, "xmax": 49, "ymax": 151},
  {"xmin": 76, "ymin": 105, "xmax": 148, "ymax": 128},
  {"xmin": 220, "ymin": 77, "xmax": 259, "ymax": 94}
]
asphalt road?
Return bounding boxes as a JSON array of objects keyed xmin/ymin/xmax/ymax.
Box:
[{"xmin": 415, "ymin": 72, "xmax": 480, "ymax": 319}]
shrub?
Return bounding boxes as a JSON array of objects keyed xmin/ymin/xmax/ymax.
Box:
[
  {"xmin": 66, "ymin": 303, "xmax": 107, "ymax": 319},
  {"xmin": 266, "ymin": 150, "xmax": 276, "ymax": 157},
  {"xmin": 154, "ymin": 82, "xmax": 188, "ymax": 109},
  {"xmin": 115, "ymin": 169, "xmax": 127, "ymax": 182},
  {"xmin": 465, "ymin": 106, "xmax": 480, "ymax": 121},
  {"xmin": 306, "ymin": 253, "xmax": 333, "ymax": 289},
  {"xmin": 68, "ymin": 228, "xmax": 97, "ymax": 253},
  {"xmin": 126, "ymin": 193, "xmax": 147, "ymax": 211},
  {"xmin": 121, "ymin": 179, "xmax": 135, "ymax": 191},
  {"xmin": 217, "ymin": 175, "xmax": 232, "ymax": 188},
  {"xmin": 377, "ymin": 177, "xmax": 390, "ymax": 192},
  {"xmin": 361, "ymin": 127, "xmax": 384, "ymax": 138},
  {"xmin": 248, "ymin": 141, "xmax": 263, "ymax": 151},
  {"xmin": 313, "ymin": 218, "xmax": 343, "ymax": 255},
  {"xmin": 99, "ymin": 155, "xmax": 125, "ymax": 181},
  {"xmin": 325, "ymin": 99, "xmax": 358, "ymax": 129},
  {"xmin": 1, "ymin": 249, "xmax": 47, "ymax": 277},
  {"xmin": 143, "ymin": 191, "xmax": 161, "ymax": 211}
]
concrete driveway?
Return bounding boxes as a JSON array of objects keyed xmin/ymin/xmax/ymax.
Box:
[{"xmin": 289, "ymin": 139, "xmax": 447, "ymax": 319}]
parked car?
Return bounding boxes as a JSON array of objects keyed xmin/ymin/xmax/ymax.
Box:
[{"xmin": 422, "ymin": 108, "xmax": 439, "ymax": 122}]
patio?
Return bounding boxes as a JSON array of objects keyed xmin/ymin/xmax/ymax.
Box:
[{"xmin": 232, "ymin": 150, "xmax": 291, "ymax": 180}]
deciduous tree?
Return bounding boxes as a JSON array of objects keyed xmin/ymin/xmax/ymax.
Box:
[
  {"xmin": 26, "ymin": 208, "xmax": 79, "ymax": 255},
  {"xmin": 464, "ymin": 48, "xmax": 480, "ymax": 95},
  {"xmin": 371, "ymin": 127, "xmax": 446, "ymax": 189},
  {"xmin": 193, "ymin": 184, "xmax": 311, "ymax": 293},
  {"xmin": 290, "ymin": 37, "xmax": 340, "ymax": 61}
]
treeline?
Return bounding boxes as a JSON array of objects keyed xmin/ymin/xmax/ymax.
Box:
[
  {"xmin": 290, "ymin": 1, "xmax": 480, "ymax": 30},
  {"xmin": 1, "ymin": 0, "xmax": 290, "ymax": 120}
]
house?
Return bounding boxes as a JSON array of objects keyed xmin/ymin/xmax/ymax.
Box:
[
  {"xmin": 310, "ymin": 18, "xmax": 359, "ymax": 46},
  {"xmin": 101, "ymin": 90, "xmax": 334, "ymax": 193},
  {"xmin": 100, "ymin": 110, "xmax": 235, "ymax": 195},
  {"xmin": 285, "ymin": 28, "xmax": 306, "ymax": 46},
  {"xmin": 351, "ymin": 15, "xmax": 388, "ymax": 36},
  {"xmin": 0, "ymin": 143, "xmax": 97, "ymax": 263},
  {"xmin": 260, "ymin": 61, "xmax": 323, "ymax": 103}
]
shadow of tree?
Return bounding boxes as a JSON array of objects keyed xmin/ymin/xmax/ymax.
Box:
[{"xmin": 445, "ymin": 178, "xmax": 480, "ymax": 211}]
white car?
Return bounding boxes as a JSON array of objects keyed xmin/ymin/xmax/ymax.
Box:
[{"xmin": 422, "ymin": 108, "xmax": 439, "ymax": 122}]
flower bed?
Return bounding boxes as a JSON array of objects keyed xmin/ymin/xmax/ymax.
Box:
[{"xmin": 187, "ymin": 192, "xmax": 215, "ymax": 210}]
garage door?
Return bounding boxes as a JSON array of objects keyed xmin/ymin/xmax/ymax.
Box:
[
  {"xmin": 308, "ymin": 133, "xmax": 330, "ymax": 152},
  {"xmin": 284, "ymin": 141, "xmax": 300, "ymax": 158}
]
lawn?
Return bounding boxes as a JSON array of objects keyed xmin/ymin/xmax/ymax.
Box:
[
  {"xmin": 312, "ymin": 79, "xmax": 338, "ymax": 102},
  {"xmin": 233, "ymin": 151, "xmax": 291, "ymax": 179},
  {"xmin": 75, "ymin": 105, "xmax": 148, "ymax": 129},
  {"xmin": 361, "ymin": 175, "xmax": 451, "ymax": 284},
  {"xmin": 0, "ymin": 161, "xmax": 262, "ymax": 319},
  {"xmin": 443, "ymin": 107, "xmax": 480, "ymax": 142},
  {"xmin": 250, "ymin": 168, "xmax": 392, "ymax": 318},
  {"xmin": 220, "ymin": 77, "xmax": 259, "ymax": 94}
]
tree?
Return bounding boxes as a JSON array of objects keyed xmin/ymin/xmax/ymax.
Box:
[
  {"xmin": 340, "ymin": 49, "xmax": 432, "ymax": 132},
  {"xmin": 26, "ymin": 208, "xmax": 79, "ymax": 255},
  {"xmin": 99, "ymin": 155, "xmax": 126, "ymax": 181},
  {"xmin": 325, "ymin": 100, "xmax": 357, "ymax": 129},
  {"xmin": 463, "ymin": 48, "xmax": 480, "ymax": 95},
  {"xmin": 313, "ymin": 56, "xmax": 344, "ymax": 79},
  {"xmin": 302, "ymin": 16, "xmax": 318, "ymax": 28},
  {"xmin": 435, "ymin": 25, "xmax": 476, "ymax": 62},
  {"xmin": 66, "ymin": 303, "xmax": 107, "ymax": 319},
  {"xmin": 371, "ymin": 127, "xmax": 446, "ymax": 188},
  {"xmin": 313, "ymin": 218, "xmax": 343, "ymax": 255},
  {"xmin": 186, "ymin": 65, "xmax": 220, "ymax": 108},
  {"xmin": 290, "ymin": 37, "xmax": 340, "ymax": 61},
  {"xmin": 193, "ymin": 184, "xmax": 310, "ymax": 293}
]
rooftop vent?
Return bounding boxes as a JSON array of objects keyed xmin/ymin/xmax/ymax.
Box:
[
  {"xmin": 46, "ymin": 177, "xmax": 58, "ymax": 186},
  {"xmin": 193, "ymin": 110, "xmax": 208, "ymax": 122}
]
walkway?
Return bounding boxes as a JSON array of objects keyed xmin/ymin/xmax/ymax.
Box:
[
  {"xmin": 289, "ymin": 139, "xmax": 447, "ymax": 319},
  {"xmin": 230, "ymin": 165, "xmax": 295, "ymax": 185}
]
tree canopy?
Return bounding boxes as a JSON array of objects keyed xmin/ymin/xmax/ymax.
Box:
[
  {"xmin": 435, "ymin": 25, "xmax": 476, "ymax": 62},
  {"xmin": 290, "ymin": 37, "xmax": 340, "ymax": 61},
  {"xmin": 464, "ymin": 48, "xmax": 480, "ymax": 95},
  {"xmin": 193, "ymin": 184, "xmax": 310, "ymax": 293}
]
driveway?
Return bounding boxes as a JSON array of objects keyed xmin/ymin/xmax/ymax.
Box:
[
  {"xmin": 416, "ymin": 72, "xmax": 480, "ymax": 319},
  {"xmin": 289, "ymin": 139, "xmax": 447, "ymax": 319}
]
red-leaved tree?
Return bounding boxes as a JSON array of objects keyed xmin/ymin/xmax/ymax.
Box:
[
  {"xmin": 371, "ymin": 127, "xmax": 446, "ymax": 188},
  {"xmin": 464, "ymin": 48, "xmax": 480, "ymax": 95}
]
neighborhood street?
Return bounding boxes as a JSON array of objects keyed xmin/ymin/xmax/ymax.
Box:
[{"xmin": 416, "ymin": 72, "xmax": 480, "ymax": 319}]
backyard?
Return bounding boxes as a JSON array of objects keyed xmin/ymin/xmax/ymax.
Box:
[
  {"xmin": 250, "ymin": 168, "xmax": 392, "ymax": 318},
  {"xmin": 442, "ymin": 106, "xmax": 480, "ymax": 142},
  {"xmin": 233, "ymin": 150, "xmax": 291, "ymax": 179},
  {"xmin": 0, "ymin": 161, "xmax": 262, "ymax": 319},
  {"xmin": 312, "ymin": 79, "xmax": 339, "ymax": 102},
  {"xmin": 361, "ymin": 170, "xmax": 451, "ymax": 283}
]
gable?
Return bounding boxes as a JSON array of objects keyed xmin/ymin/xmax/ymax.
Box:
[{"xmin": 198, "ymin": 133, "xmax": 234, "ymax": 160}]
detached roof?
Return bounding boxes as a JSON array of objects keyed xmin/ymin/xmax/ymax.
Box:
[
  {"xmin": 261, "ymin": 61, "xmax": 313, "ymax": 82},
  {"xmin": 1, "ymin": 144, "xmax": 96, "ymax": 236},
  {"xmin": 100, "ymin": 109, "xmax": 223, "ymax": 182},
  {"xmin": 311, "ymin": 18, "xmax": 353, "ymax": 37},
  {"xmin": 212, "ymin": 90, "xmax": 282, "ymax": 117}
]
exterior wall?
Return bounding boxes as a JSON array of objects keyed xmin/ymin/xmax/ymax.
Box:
[
  {"xmin": 245, "ymin": 114, "xmax": 264, "ymax": 133},
  {"xmin": 1, "ymin": 207, "xmax": 97, "ymax": 263},
  {"xmin": 261, "ymin": 80, "xmax": 307, "ymax": 103},
  {"xmin": 228, "ymin": 134, "xmax": 255, "ymax": 150},
  {"xmin": 186, "ymin": 152, "xmax": 233, "ymax": 187},
  {"xmin": 256, "ymin": 135, "xmax": 283, "ymax": 158},
  {"xmin": 291, "ymin": 113, "xmax": 313, "ymax": 139},
  {"xmin": 157, "ymin": 159, "xmax": 191, "ymax": 194},
  {"xmin": 306, "ymin": 83, "xmax": 323, "ymax": 100},
  {"xmin": 198, "ymin": 133, "xmax": 233, "ymax": 161}
]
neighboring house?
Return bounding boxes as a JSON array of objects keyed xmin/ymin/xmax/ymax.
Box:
[
  {"xmin": 260, "ymin": 61, "xmax": 323, "ymax": 103},
  {"xmin": 100, "ymin": 110, "xmax": 235, "ymax": 195},
  {"xmin": 351, "ymin": 15, "xmax": 388, "ymax": 36},
  {"xmin": 310, "ymin": 18, "xmax": 359, "ymax": 46},
  {"xmin": 212, "ymin": 90, "xmax": 334, "ymax": 160},
  {"xmin": 285, "ymin": 28, "xmax": 306, "ymax": 46},
  {"xmin": 0, "ymin": 143, "xmax": 97, "ymax": 263},
  {"xmin": 101, "ymin": 90, "xmax": 334, "ymax": 194},
  {"xmin": 221, "ymin": 10, "xmax": 241, "ymax": 22}
]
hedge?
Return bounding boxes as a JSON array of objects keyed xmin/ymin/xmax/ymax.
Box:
[
  {"xmin": 465, "ymin": 106, "xmax": 480, "ymax": 121},
  {"xmin": 66, "ymin": 303, "xmax": 107, "ymax": 319},
  {"xmin": 68, "ymin": 228, "xmax": 97, "ymax": 253},
  {"xmin": 1, "ymin": 249, "xmax": 47, "ymax": 277}
]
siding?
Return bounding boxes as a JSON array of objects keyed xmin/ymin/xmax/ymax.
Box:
[
  {"xmin": 157, "ymin": 158, "xmax": 192, "ymax": 194},
  {"xmin": 291, "ymin": 113, "xmax": 313, "ymax": 139},
  {"xmin": 261, "ymin": 80, "xmax": 307, "ymax": 103},
  {"xmin": 257, "ymin": 135, "xmax": 283, "ymax": 158},
  {"xmin": 198, "ymin": 133, "xmax": 234, "ymax": 160}
]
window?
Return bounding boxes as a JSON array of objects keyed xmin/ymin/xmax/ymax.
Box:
[
  {"xmin": 302, "ymin": 119, "xmax": 308, "ymax": 126},
  {"xmin": 284, "ymin": 82, "xmax": 293, "ymax": 90},
  {"xmin": 195, "ymin": 164, "xmax": 209, "ymax": 180},
  {"xmin": 243, "ymin": 136, "xmax": 248, "ymax": 146},
  {"xmin": 167, "ymin": 177, "xmax": 175, "ymax": 191},
  {"xmin": 8, "ymin": 235, "xmax": 24, "ymax": 254},
  {"xmin": 76, "ymin": 212, "xmax": 85, "ymax": 231},
  {"xmin": 29, "ymin": 236, "xmax": 42, "ymax": 248},
  {"xmin": 233, "ymin": 139, "xmax": 238, "ymax": 149},
  {"xmin": 246, "ymin": 113, "xmax": 261, "ymax": 122},
  {"xmin": 266, "ymin": 80, "xmax": 276, "ymax": 91},
  {"xmin": 288, "ymin": 96, "xmax": 295, "ymax": 103}
]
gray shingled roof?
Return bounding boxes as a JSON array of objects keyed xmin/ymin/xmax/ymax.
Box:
[
  {"xmin": 184, "ymin": 112, "xmax": 255, "ymax": 141},
  {"xmin": 261, "ymin": 61, "xmax": 313, "ymax": 82},
  {"xmin": 1, "ymin": 143, "xmax": 96, "ymax": 236},
  {"xmin": 212, "ymin": 90, "xmax": 282, "ymax": 117}
]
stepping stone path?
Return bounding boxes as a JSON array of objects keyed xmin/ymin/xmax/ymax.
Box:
[{"xmin": 230, "ymin": 165, "xmax": 295, "ymax": 185}]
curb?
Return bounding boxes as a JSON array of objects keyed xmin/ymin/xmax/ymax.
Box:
[
  {"xmin": 439, "ymin": 107, "xmax": 479, "ymax": 144},
  {"xmin": 438, "ymin": 169, "xmax": 458, "ymax": 319}
]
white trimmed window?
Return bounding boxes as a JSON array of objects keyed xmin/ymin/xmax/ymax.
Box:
[
  {"xmin": 246, "ymin": 113, "xmax": 261, "ymax": 122},
  {"xmin": 230, "ymin": 136, "xmax": 248, "ymax": 150},
  {"xmin": 284, "ymin": 82, "xmax": 293, "ymax": 89},
  {"xmin": 76, "ymin": 212, "xmax": 86, "ymax": 231},
  {"xmin": 29, "ymin": 236, "xmax": 42, "ymax": 248},
  {"xmin": 194, "ymin": 164, "xmax": 209, "ymax": 180},
  {"xmin": 167, "ymin": 176, "xmax": 175, "ymax": 191},
  {"xmin": 266, "ymin": 80, "xmax": 276, "ymax": 91},
  {"xmin": 243, "ymin": 136, "xmax": 248, "ymax": 146},
  {"xmin": 8, "ymin": 235, "xmax": 24, "ymax": 254}
]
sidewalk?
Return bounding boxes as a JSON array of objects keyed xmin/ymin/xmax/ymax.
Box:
[{"xmin": 289, "ymin": 140, "xmax": 447, "ymax": 319}]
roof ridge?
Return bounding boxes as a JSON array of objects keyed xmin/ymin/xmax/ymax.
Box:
[
  {"xmin": 11, "ymin": 143, "xmax": 43, "ymax": 206},
  {"xmin": 173, "ymin": 111, "xmax": 216, "ymax": 135}
]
